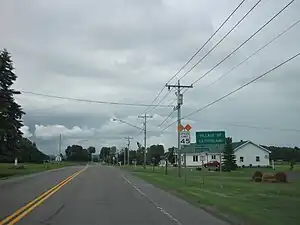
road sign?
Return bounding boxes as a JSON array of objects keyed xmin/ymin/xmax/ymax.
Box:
[
  {"xmin": 180, "ymin": 131, "xmax": 191, "ymax": 145},
  {"xmin": 196, "ymin": 131, "xmax": 225, "ymax": 145},
  {"xmin": 178, "ymin": 124, "xmax": 184, "ymax": 132},
  {"xmin": 185, "ymin": 124, "xmax": 192, "ymax": 131}
]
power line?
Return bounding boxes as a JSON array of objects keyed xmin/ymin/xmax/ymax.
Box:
[
  {"xmin": 168, "ymin": 0, "xmax": 248, "ymax": 84},
  {"xmin": 155, "ymin": 0, "xmax": 262, "ymax": 109},
  {"xmin": 151, "ymin": 2, "xmax": 296, "ymax": 130},
  {"xmin": 158, "ymin": 110, "xmax": 174, "ymax": 127},
  {"xmin": 189, "ymin": 0, "xmax": 295, "ymax": 87},
  {"xmin": 204, "ymin": 18, "xmax": 300, "ymax": 89},
  {"xmin": 182, "ymin": 118, "xmax": 300, "ymax": 133},
  {"xmin": 147, "ymin": 90, "xmax": 174, "ymax": 113},
  {"xmin": 140, "ymin": 0, "xmax": 247, "ymax": 114},
  {"xmin": 20, "ymin": 91, "xmax": 173, "ymax": 108},
  {"xmin": 179, "ymin": 0, "xmax": 263, "ymax": 81},
  {"xmin": 161, "ymin": 51, "xmax": 300, "ymax": 132}
]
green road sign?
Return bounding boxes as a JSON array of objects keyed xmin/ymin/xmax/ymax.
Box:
[{"xmin": 196, "ymin": 131, "xmax": 225, "ymax": 145}]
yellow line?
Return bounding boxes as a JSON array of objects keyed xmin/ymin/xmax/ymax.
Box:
[
  {"xmin": 0, "ymin": 167, "xmax": 86, "ymax": 225},
  {"xmin": 7, "ymin": 169, "xmax": 84, "ymax": 225}
]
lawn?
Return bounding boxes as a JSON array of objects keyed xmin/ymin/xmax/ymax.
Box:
[
  {"xmin": 0, "ymin": 162, "xmax": 77, "ymax": 179},
  {"xmin": 125, "ymin": 165, "xmax": 300, "ymax": 225}
]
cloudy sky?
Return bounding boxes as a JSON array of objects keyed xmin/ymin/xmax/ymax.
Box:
[{"xmin": 1, "ymin": 0, "xmax": 300, "ymax": 155}]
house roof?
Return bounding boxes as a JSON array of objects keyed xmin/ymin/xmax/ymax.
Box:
[{"xmin": 233, "ymin": 141, "xmax": 271, "ymax": 154}]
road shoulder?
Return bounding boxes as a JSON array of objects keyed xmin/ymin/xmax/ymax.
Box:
[{"xmin": 119, "ymin": 168, "xmax": 230, "ymax": 225}]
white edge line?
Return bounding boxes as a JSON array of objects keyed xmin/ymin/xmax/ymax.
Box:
[{"xmin": 121, "ymin": 175, "xmax": 183, "ymax": 225}]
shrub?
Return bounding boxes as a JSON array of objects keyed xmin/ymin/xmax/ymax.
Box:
[
  {"xmin": 275, "ymin": 172, "xmax": 287, "ymax": 183},
  {"xmin": 254, "ymin": 176, "xmax": 262, "ymax": 182},
  {"xmin": 196, "ymin": 167, "xmax": 202, "ymax": 171},
  {"xmin": 252, "ymin": 170, "xmax": 263, "ymax": 179},
  {"xmin": 252, "ymin": 171, "xmax": 263, "ymax": 182}
]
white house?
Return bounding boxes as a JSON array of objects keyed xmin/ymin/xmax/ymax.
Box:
[
  {"xmin": 177, "ymin": 140, "xmax": 271, "ymax": 167},
  {"xmin": 233, "ymin": 141, "xmax": 270, "ymax": 167}
]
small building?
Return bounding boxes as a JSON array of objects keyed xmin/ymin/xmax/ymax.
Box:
[
  {"xmin": 177, "ymin": 140, "xmax": 270, "ymax": 168},
  {"xmin": 233, "ymin": 141, "xmax": 270, "ymax": 167}
]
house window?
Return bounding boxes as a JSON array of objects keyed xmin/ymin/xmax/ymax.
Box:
[
  {"xmin": 193, "ymin": 155, "xmax": 198, "ymax": 162},
  {"xmin": 211, "ymin": 155, "xmax": 216, "ymax": 160},
  {"xmin": 256, "ymin": 156, "xmax": 260, "ymax": 162},
  {"xmin": 265, "ymin": 155, "xmax": 269, "ymax": 159},
  {"xmin": 240, "ymin": 156, "xmax": 244, "ymax": 162},
  {"xmin": 200, "ymin": 155, "xmax": 205, "ymax": 161}
]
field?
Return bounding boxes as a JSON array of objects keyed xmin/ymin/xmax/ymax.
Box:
[
  {"xmin": 125, "ymin": 165, "xmax": 300, "ymax": 225},
  {"xmin": 0, "ymin": 162, "xmax": 77, "ymax": 179}
]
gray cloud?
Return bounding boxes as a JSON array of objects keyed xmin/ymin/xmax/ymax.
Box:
[{"xmin": 1, "ymin": 0, "xmax": 300, "ymax": 154}]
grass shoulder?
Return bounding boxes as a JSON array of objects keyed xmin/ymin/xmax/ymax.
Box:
[
  {"xmin": 124, "ymin": 165, "xmax": 300, "ymax": 225},
  {"xmin": 0, "ymin": 161, "xmax": 78, "ymax": 179}
]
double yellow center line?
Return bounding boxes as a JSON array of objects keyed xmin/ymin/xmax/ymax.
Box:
[{"xmin": 0, "ymin": 167, "xmax": 86, "ymax": 225}]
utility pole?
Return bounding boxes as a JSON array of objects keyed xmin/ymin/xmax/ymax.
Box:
[
  {"xmin": 166, "ymin": 80, "xmax": 193, "ymax": 177},
  {"xmin": 138, "ymin": 113, "xmax": 153, "ymax": 169},
  {"xmin": 125, "ymin": 136, "xmax": 133, "ymax": 165},
  {"xmin": 58, "ymin": 133, "xmax": 62, "ymax": 163}
]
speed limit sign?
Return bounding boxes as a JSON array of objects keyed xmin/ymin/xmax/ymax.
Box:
[{"xmin": 180, "ymin": 131, "xmax": 190, "ymax": 145}]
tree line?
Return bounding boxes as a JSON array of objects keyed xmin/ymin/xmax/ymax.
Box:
[
  {"xmin": 99, "ymin": 143, "xmax": 176, "ymax": 166},
  {"xmin": 0, "ymin": 49, "xmax": 49, "ymax": 163},
  {"xmin": 65, "ymin": 145, "xmax": 96, "ymax": 161}
]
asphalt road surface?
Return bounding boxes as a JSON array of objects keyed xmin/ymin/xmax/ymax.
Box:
[{"xmin": 0, "ymin": 165, "xmax": 229, "ymax": 225}]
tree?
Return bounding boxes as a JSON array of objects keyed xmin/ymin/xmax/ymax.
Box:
[
  {"xmin": 0, "ymin": 49, "xmax": 25, "ymax": 161},
  {"xmin": 222, "ymin": 137, "xmax": 237, "ymax": 172},
  {"xmin": 167, "ymin": 147, "xmax": 176, "ymax": 164},
  {"xmin": 18, "ymin": 137, "xmax": 49, "ymax": 163},
  {"xmin": 147, "ymin": 144, "xmax": 164, "ymax": 166},
  {"xmin": 65, "ymin": 145, "xmax": 89, "ymax": 161},
  {"xmin": 99, "ymin": 147, "xmax": 111, "ymax": 163},
  {"xmin": 87, "ymin": 146, "xmax": 96, "ymax": 154}
]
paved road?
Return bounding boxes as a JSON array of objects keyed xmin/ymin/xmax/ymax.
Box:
[{"xmin": 0, "ymin": 165, "xmax": 229, "ymax": 225}]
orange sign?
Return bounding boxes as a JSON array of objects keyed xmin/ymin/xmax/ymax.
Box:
[
  {"xmin": 185, "ymin": 124, "xmax": 192, "ymax": 131},
  {"xmin": 178, "ymin": 124, "xmax": 184, "ymax": 132}
]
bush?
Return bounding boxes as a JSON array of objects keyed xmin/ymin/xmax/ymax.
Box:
[
  {"xmin": 252, "ymin": 170, "xmax": 263, "ymax": 182},
  {"xmin": 275, "ymin": 172, "xmax": 287, "ymax": 183},
  {"xmin": 254, "ymin": 176, "xmax": 262, "ymax": 182},
  {"xmin": 196, "ymin": 167, "xmax": 202, "ymax": 171}
]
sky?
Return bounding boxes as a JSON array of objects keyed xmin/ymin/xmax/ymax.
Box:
[{"xmin": 1, "ymin": 0, "xmax": 300, "ymax": 155}]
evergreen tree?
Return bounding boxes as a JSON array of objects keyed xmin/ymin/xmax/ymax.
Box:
[
  {"xmin": 0, "ymin": 49, "xmax": 25, "ymax": 161},
  {"xmin": 222, "ymin": 137, "xmax": 237, "ymax": 171}
]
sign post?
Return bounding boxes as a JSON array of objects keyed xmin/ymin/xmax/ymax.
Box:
[{"xmin": 180, "ymin": 124, "xmax": 192, "ymax": 185}]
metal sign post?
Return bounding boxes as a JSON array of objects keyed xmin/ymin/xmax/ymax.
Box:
[{"xmin": 180, "ymin": 124, "xmax": 191, "ymax": 185}]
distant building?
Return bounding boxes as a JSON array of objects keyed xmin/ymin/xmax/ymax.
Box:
[
  {"xmin": 176, "ymin": 140, "xmax": 270, "ymax": 167},
  {"xmin": 55, "ymin": 155, "xmax": 62, "ymax": 162}
]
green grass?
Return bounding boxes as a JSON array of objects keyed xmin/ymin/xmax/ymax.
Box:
[
  {"xmin": 125, "ymin": 165, "xmax": 300, "ymax": 225},
  {"xmin": 0, "ymin": 162, "xmax": 77, "ymax": 179}
]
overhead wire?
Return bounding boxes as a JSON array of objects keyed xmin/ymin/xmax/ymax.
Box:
[
  {"xmin": 178, "ymin": 0, "xmax": 263, "ymax": 81},
  {"xmin": 20, "ymin": 91, "xmax": 173, "ymax": 108},
  {"xmin": 204, "ymin": 18, "xmax": 300, "ymax": 90},
  {"xmin": 183, "ymin": 119, "xmax": 300, "ymax": 133},
  {"xmin": 158, "ymin": 110, "xmax": 175, "ymax": 127},
  {"xmin": 189, "ymin": 0, "xmax": 295, "ymax": 87},
  {"xmin": 161, "ymin": 51, "xmax": 300, "ymax": 132},
  {"xmin": 140, "ymin": 0, "xmax": 248, "ymax": 114}
]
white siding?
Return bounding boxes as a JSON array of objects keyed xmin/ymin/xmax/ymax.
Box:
[
  {"xmin": 183, "ymin": 153, "xmax": 222, "ymax": 167},
  {"xmin": 234, "ymin": 143, "xmax": 270, "ymax": 167}
]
